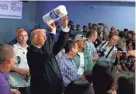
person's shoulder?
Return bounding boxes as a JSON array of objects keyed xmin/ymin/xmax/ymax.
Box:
[
  {"xmin": 8, "ymin": 39, "xmax": 17, "ymax": 45},
  {"xmin": 60, "ymin": 55, "xmax": 68, "ymax": 67},
  {"xmin": 85, "ymin": 40, "xmax": 91, "ymax": 46},
  {"xmin": 61, "ymin": 54, "xmax": 66, "ymax": 60},
  {"xmin": 101, "ymin": 41, "xmax": 107, "ymax": 44},
  {"xmin": 0, "ymin": 73, "xmax": 8, "ymax": 86},
  {"xmin": 27, "ymin": 45, "xmax": 37, "ymax": 56},
  {"xmin": 84, "ymin": 50, "xmax": 91, "ymax": 56},
  {"xmin": 13, "ymin": 43, "xmax": 18, "ymax": 48},
  {"xmin": 27, "ymin": 45, "xmax": 39, "ymax": 51},
  {"xmin": 60, "ymin": 54, "xmax": 69, "ymax": 63},
  {"xmin": 73, "ymin": 54, "xmax": 79, "ymax": 60}
]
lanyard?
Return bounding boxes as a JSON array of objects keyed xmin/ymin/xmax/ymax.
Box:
[{"xmin": 100, "ymin": 42, "xmax": 114, "ymax": 58}]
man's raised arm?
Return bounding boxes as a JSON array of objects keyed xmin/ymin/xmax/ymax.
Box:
[{"xmin": 53, "ymin": 16, "xmax": 70, "ymax": 55}]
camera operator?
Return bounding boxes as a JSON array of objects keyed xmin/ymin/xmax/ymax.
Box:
[{"xmin": 96, "ymin": 35, "xmax": 119, "ymax": 64}]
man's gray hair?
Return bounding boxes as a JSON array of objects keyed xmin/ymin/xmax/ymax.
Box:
[
  {"xmin": 112, "ymin": 35, "xmax": 120, "ymax": 42},
  {"xmin": 30, "ymin": 29, "xmax": 46, "ymax": 45},
  {"xmin": 0, "ymin": 44, "xmax": 14, "ymax": 64}
]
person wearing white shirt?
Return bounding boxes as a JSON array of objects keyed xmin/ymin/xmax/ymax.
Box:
[
  {"xmin": 74, "ymin": 34, "xmax": 94, "ymax": 77},
  {"xmin": 97, "ymin": 35, "xmax": 119, "ymax": 64},
  {"xmin": 9, "ymin": 29, "xmax": 30, "ymax": 94}
]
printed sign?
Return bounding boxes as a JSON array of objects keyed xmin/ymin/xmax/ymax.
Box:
[{"xmin": 0, "ymin": 1, "xmax": 22, "ymax": 19}]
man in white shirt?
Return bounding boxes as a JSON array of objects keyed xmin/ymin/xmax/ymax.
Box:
[
  {"xmin": 74, "ymin": 34, "xmax": 94, "ymax": 76},
  {"xmin": 97, "ymin": 35, "xmax": 119, "ymax": 64},
  {"xmin": 9, "ymin": 29, "xmax": 30, "ymax": 94}
]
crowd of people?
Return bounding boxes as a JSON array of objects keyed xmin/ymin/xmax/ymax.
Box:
[{"xmin": 0, "ymin": 15, "xmax": 135, "ymax": 94}]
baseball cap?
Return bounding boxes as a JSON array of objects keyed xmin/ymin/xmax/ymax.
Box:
[{"xmin": 74, "ymin": 34, "xmax": 87, "ymax": 41}]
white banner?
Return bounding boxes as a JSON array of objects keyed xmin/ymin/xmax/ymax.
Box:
[{"xmin": 0, "ymin": 1, "xmax": 22, "ymax": 19}]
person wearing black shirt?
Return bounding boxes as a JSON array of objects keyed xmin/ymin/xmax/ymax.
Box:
[{"xmin": 27, "ymin": 16, "xmax": 70, "ymax": 94}]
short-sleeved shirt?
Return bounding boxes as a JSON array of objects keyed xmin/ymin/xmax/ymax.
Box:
[
  {"xmin": 0, "ymin": 72, "xmax": 11, "ymax": 94},
  {"xmin": 9, "ymin": 43, "xmax": 30, "ymax": 87}
]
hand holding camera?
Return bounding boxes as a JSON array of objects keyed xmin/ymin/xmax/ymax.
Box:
[{"xmin": 97, "ymin": 48, "xmax": 106, "ymax": 57}]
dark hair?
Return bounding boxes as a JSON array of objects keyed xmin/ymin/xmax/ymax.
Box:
[
  {"xmin": 117, "ymin": 72, "xmax": 135, "ymax": 94},
  {"xmin": 124, "ymin": 28, "xmax": 128, "ymax": 32},
  {"xmin": 92, "ymin": 61, "xmax": 116, "ymax": 94},
  {"xmin": 76, "ymin": 24, "xmax": 80, "ymax": 31},
  {"xmin": 119, "ymin": 31, "xmax": 125, "ymax": 38},
  {"xmin": 86, "ymin": 30, "xmax": 97, "ymax": 38},
  {"xmin": 83, "ymin": 25, "xmax": 87, "ymax": 29},
  {"xmin": 88, "ymin": 23, "xmax": 91, "ymax": 25},
  {"xmin": 68, "ymin": 23, "xmax": 71, "ymax": 26},
  {"xmin": 127, "ymin": 31, "xmax": 134, "ymax": 39},
  {"xmin": 127, "ymin": 31, "xmax": 133, "ymax": 35},
  {"xmin": 68, "ymin": 20, "xmax": 73, "ymax": 25},
  {"xmin": 71, "ymin": 25, "xmax": 75, "ymax": 30},
  {"xmin": 92, "ymin": 24, "xmax": 97, "ymax": 28},
  {"xmin": 64, "ymin": 80, "xmax": 95, "ymax": 94},
  {"xmin": 64, "ymin": 40, "xmax": 76, "ymax": 53},
  {"xmin": 111, "ymin": 27, "xmax": 115, "ymax": 31},
  {"xmin": 98, "ymin": 27, "xmax": 102, "ymax": 33},
  {"xmin": 76, "ymin": 24, "xmax": 80, "ymax": 27}
]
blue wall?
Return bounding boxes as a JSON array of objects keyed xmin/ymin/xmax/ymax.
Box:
[
  {"xmin": 0, "ymin": 1, "xmax": 135, "ymax": 43},
  {"xmin": 0, "ymin": 1, "xmax": 38, "ymax": 43},
  {"xmin": 38, "ymin": 1, "xmax": 135, "ymax": 31}
]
